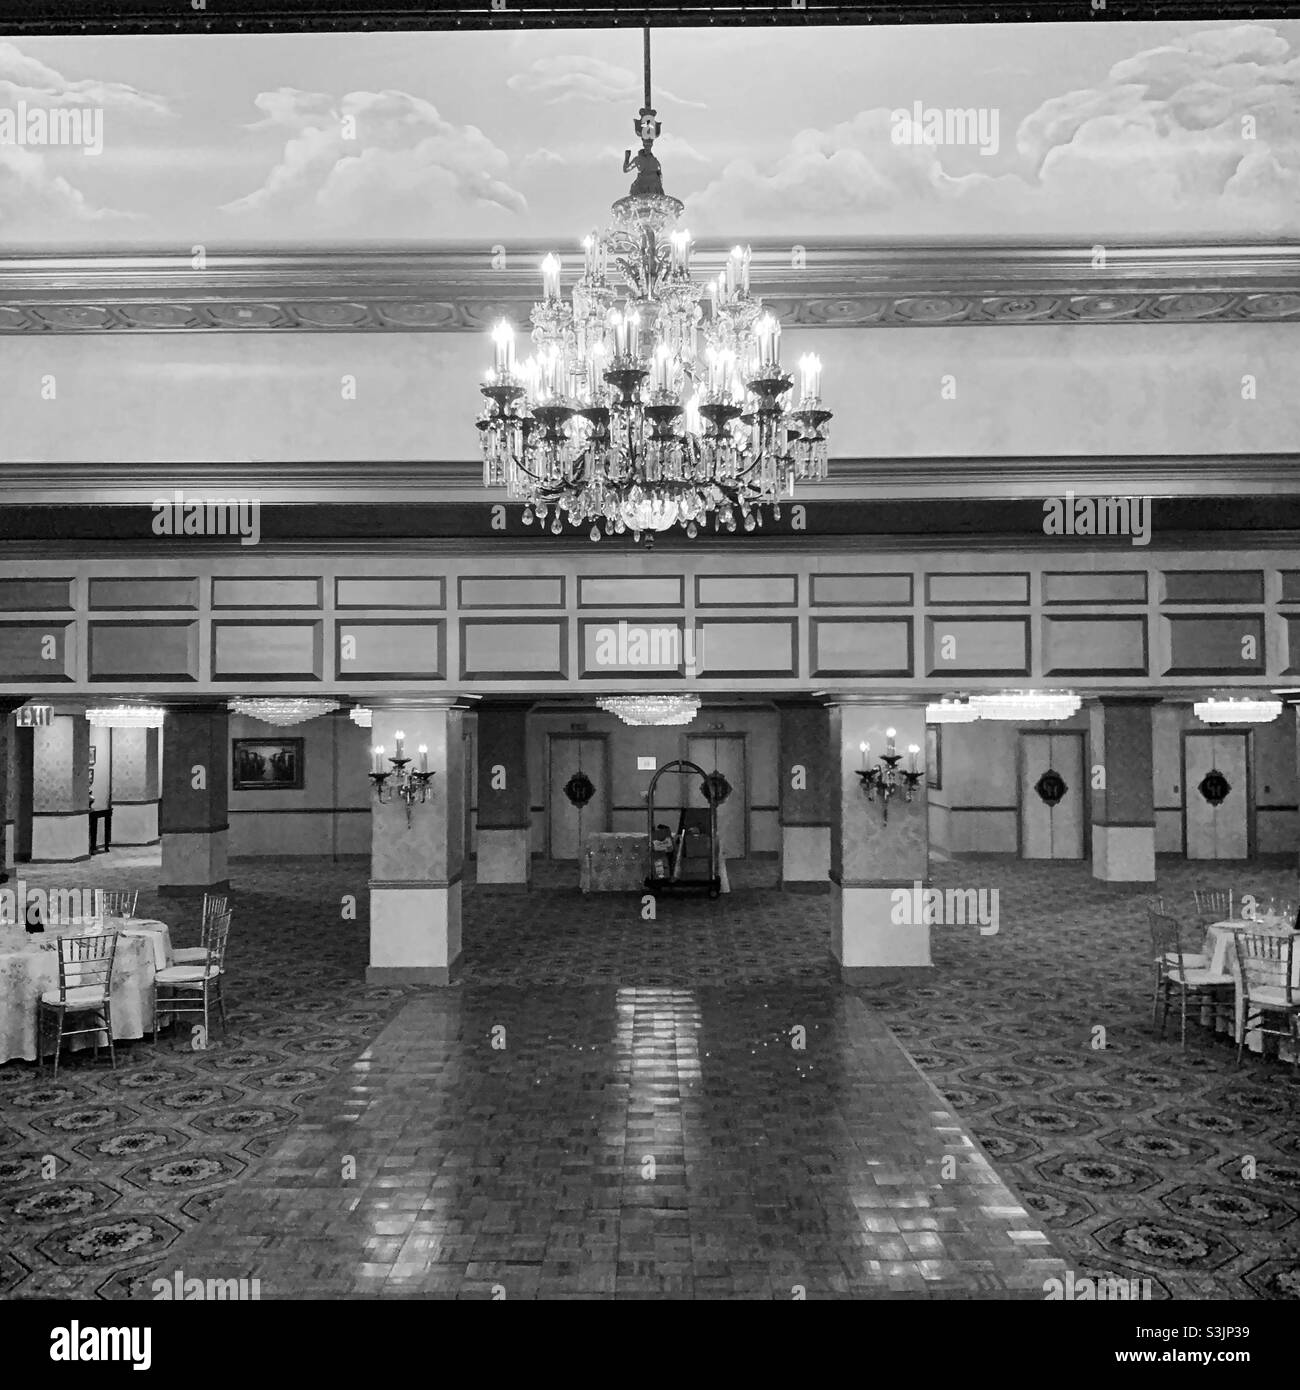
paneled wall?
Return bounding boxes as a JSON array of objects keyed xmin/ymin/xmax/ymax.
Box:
[
  {"xmin": 0, "ymin": 551, "xmax": 1294, "ymax": 697},
  {"xmin": 227, "ymin": 710, "xmax": 370, "ymax": 857}
]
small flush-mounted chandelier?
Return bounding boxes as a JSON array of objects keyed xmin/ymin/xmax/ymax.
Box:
[
  {"xmin": 598, "ymin": 695, "xmax": 701, "ymax": 727},
  {"xmin": 85, "ymin": 706, "xmax": 166, "ymax": 728},
  {"xmin": 969, "ymin": 690, "xmax": 1081, "ymax": 721},
  {"xmin": 926, "ymin": 698, "xmax": 977, "ymax": 724},
  {"xmin": 229, "ymin": 698, "xmax": 340, "ymax": 727},
  {"xmin": 477, "ymin": 27, "xmax": 831, "ymax": 544},
  {"xmin": 1194, "ymin": 697, "xmax": 1281, "ymax": 724},
  {"xmin": 349, "ymin": 707, "xmax": 373, "ymax": 729},
  {"xmin": 856, "ymin": 728, "xmax": 923, "ymax": 822}
]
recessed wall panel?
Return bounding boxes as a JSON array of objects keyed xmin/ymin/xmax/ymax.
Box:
[
  {"xmin": 0, "ymin": 579, "xmax": 73, "ymax": 611},
  {"xmin": 336, "ymin": 620, "xmax": 445, "ymax": 680},
  {"xmin": 579, "ymin": 617, "xmax": 693, "ymax": 676},
  {"xmin": 1163, "ymin": 571, "xmax": 1264, "ymax": 605},
  {"xmin": 695, "ymin": 620, "xmax": 796, "ymax": 677},
  {"xmin": 578, "ymin": 576, "xmax": 682, "ymax": 608},
  {"xmin": 695, "ymin": 574, "xmax": 796, "ymax": 607},
  {"xmin": 459, "ymin": 576, "xmax": 564, "ymax": 608},
  {"xmin": 335, "ymin": 577, "xmax": 444, "ymax": 609},
  {"xmin": 1042, "ymin": 571, "xmax": 1147, "ymax": 605},
  {"xmin": 810, "ymin": 573, "xmax": 912, "ymax": 606},
  {"xmin": 927, "ymin": 573, "xmax": 1029, "ymax": 605},
  {"xmin": 810, "ymin": 618, "xmax": 911, "ymax": 677},
  {"xmin": 213, "ymin": 621, "xmax": 321, "ymax": 680},
  {"xmin": 212, "ymin": 577, "xmax": 322, "ymax": 609},
  {"xmin": 461, "ymin": 620, "xmax": 565, "ymax": 680},
  {"xmin": 926, "ymin": 617, "xmax": 1030, "ymax": 676},
  {"xmin": 90, "ymin": 621, "xmax": 196, "ymax": 681},
  {"xmin": 89, "ymin": 578, "xmax": 198, "ymax": 610},
  {"xmin": 1043, "ymin": 616, "xmax": 1147, "ymax": 675},
  {"xmin": 1163, "ymin": 614, "xmax": 1265, "ymax": 675},
  {"xmin": 0, "ymin": 622, "xmax": 76, "ymax": 680}
]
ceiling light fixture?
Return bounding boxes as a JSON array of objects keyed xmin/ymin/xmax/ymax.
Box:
[
  {"xmin": 597, "ymin": 695, "xmax": 701, "ymax": 727},
  {"xmin": 968, "ymin": 690, "xmax": 1081, "ymax": 721},
  {"xmin": 1194, "ymin": 697, "xmax": 1282, "ymax": 724},
  {"xmin": 85, "ymin": 706, "xmax": 166, "ymax": 729},
  {"xmin": 926, "ymin": 698, "xmax": 978, "ymax": 723},
  {"xmin": 477, "ymin": 27, "xmax": 831, "ymax": 543},
  {"xmin": 229, "ymin": 698, "xmax": 341, "ymax": 728}
]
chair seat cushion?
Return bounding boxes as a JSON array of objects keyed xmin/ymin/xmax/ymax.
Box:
[
  {"xmin": 156, "ymin": 964, "xmax": 221, "ymax": 983},
  {"xmin": 1167, "ymin": 966, "xmax": 1231, "ymax": 987},
  {"xmin": 1244, "ymin": 985, "xmax": 1300, "ymax": 1010},
  {"xmin": 171, "ymin": 947, "xmax": 209, "ymax": 963},
  {"xmin": 40, "ymin": 986, "xmax": 108, "ymax": 1008}
]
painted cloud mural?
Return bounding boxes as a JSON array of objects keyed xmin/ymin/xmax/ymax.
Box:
[{"xmin": 0, "ymin": 20, "xmax": 1296, "ymax": 249}]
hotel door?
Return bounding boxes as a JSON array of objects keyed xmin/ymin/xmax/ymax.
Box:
[
  {"xmin": 1019, "ymin": 731, "xmax": 1085, "ymax": 859},
  {"xmin": 687, "ymin": 733, "xmax": 748, "ymax": 860},
  {"xmin": 1183, "ymin": 732, "xmax": 1250, "ymax": 859},
  {"xmin": 547, "ymin": 734, "xmax": 608, "ymax": 860}
]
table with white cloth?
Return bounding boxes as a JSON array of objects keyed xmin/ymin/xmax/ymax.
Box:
[
  {"xmin": 0, "ymin": 917, "xmax": 173, "ymax": 1063},
  {"xmin": 1198, "ymin": 919, "xmax": 1299, "ymax": 1061},
  {"xmin": 581, "ymin": 833, "xmax": 650, "ymax": 892}
]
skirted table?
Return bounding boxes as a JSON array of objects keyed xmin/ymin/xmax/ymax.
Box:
[
  {"xmin": 0, "ymin": 918, "xmax": 173, "ymax": 1063},
  {"xmin": 1197, "ymin": 919, "xmax": 1298, "ymax": 1062},
  {"xmin": 581, "ymin": 833, "xmax": 648, "ymax": 893}
]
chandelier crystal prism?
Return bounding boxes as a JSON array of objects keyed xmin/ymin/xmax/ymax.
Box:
[
  {"xmin": 85, "ymin": 706, "xmax": 166, "ymax": 729},
  {"xmin": 968, "ymin": 690, "xmax": 1082, "ymax": 721},
  {"xmin": 229, "ymin": 698, "xmax": 341, "ymax": 727},
  {"xmin": 477, "ymin": 28, "xmax": 832, "ymax": 543},
  {"xmin": 1193, "ymin": 697, "xmax": 1281, "ymax": 724},
  {"xmin": 598, "ymin": 695, "xmax": 701, "ymax": 727}
]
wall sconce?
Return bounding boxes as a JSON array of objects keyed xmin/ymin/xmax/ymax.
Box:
[
  {"xmin": 856, "ymin": 728, "xmax": 923, "ymax": 822},
  {"xmin": 370, "ymin": 730, "xmax": 436, "ymax": 825}
]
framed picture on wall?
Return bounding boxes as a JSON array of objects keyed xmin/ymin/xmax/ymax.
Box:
[
  {"xmin": 88, "ymin": 746, "xmax": 97, "ymax": 766},
  {"xmin": 926, "ymin": 725, "xmax": 941, "ymax": 791},
  {"xmin": 232, "ymin": 738, "xmax": 304, "ymax": 791}
]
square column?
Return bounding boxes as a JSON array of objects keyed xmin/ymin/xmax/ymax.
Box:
[
  {"xmin": 159, "ymin": 705, "xmax": 229, "ymax": 893},
  {"xmin": 474, "ymin": 702, "xmax": 531, "ymax": 890},
  {"xmin": 109, "ymin": 725, "xmax": 162, "ymax": 845},
  {"xmin": 0, "ymin": 700, "xmax": 29, "ymax": 878},
  {"xmin": 1090, "ymin": 698, "xmax": 1157, "ymax": 882},
  {"xmin": 368, "ymin": 701, "xmax": 466, "ymax": 985},
  {"xmin": 31, "ymin": 711, "xmax": 91, "ymax": 863},
  {"xmin": 778, "ymin": 701, "xmax": 831, "ymax": 892},
  {"xmin": 830, "ymin": 702, "xmax": 931, "ymax": 981}
]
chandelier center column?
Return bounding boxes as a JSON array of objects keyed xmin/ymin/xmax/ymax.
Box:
[{"xmin": 367, "ymin": 700, "xmax": 466, "ymax": 985}]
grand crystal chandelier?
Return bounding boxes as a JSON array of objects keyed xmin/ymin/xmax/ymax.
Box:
[
  {"xmin": 478, "ymin": 29, "xmax": 832, "ymax": 543},
  {"xmin": 229, "ymin": 697, "xmax": 340, "ymax": 727},
  {"xmin": 598, "ymin": 695, "xmax": 700, "ymax": 726}
]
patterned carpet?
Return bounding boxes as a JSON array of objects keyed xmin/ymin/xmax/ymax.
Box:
[{"xmin": 0, "ymin": 850, "xmax": 1297, "ymax": 1300}]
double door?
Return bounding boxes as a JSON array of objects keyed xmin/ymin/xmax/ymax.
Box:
[
  {"xmin": 1183, "ymin": 732, "xmax": 1250, "ymax": 860},
  {"xmin": 1019, "ymin": 731, "xmax": 1085, "ymax": 859}
]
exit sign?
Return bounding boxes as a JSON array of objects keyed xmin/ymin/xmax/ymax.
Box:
[
  {"xmin": 16, "ymin": 706, "xmax": 51, "ymax": 727},
  {"xmin": 637, "ymin": 756, "xmax": 656, "ymax": 771}
]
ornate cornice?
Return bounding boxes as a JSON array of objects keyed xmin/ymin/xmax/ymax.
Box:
[{"xmin": 2, "ymin": 242, "xmax": 1298, "ymax": 334}]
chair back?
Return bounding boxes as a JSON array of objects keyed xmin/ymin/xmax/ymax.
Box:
[
  {"xmin": 202, "ymin": 893, "xmax": 229, "ymax": 925},
  {"xmin": 99, "ymin": 888, "xmax": 138, "ymax": 919},
  {"xmin": 1192, "ymin": 888, "xmax": 1233, "ymax": 922},
  {"xmin": 54, "ymin": 930, "xmax": 119, "ymax": 1000},
  {"xmin": 1146, "ymin": 907, "xmax": 1185, "ymax": 971},
  {"xmin": 201, "ymin": 910, "xmax": 232, "ymax": 973},
  {"xmin": 1233, "ymin": 930, "xmax": 1297, "ymax": 1005}
]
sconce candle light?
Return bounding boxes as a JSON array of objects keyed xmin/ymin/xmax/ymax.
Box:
[{"xmin": 856, "ymin": 727, "xmax": 924, "ymax": 822}]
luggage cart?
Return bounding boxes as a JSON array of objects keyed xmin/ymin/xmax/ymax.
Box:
[{"xmin": 644, "ymin": 759, "xmax": 721, "ymax": 899}]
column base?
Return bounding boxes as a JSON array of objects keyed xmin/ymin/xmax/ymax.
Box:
[
  {"xmin": 475, "ymin": 827, "xmax": 530, "ymax": 890},
  {"xmin": 830, "ymin": 881, "xmax": 933, "ymax": 972},
  {"xmin": 369, "ymin": 881, "xmax": 462, "ymax": 983},
  {"xmin": 841, "ymin": 964, "xmax": 934, "ymax": 984},
  {"xmin": 1092, "ymin": 825, "xmax": 1155, "ymax": 882},
  {"xmin": 30, "ymin": 812, "xmax": 91, "ymax": 863},
  {"xmin": 159, "ymin": 828, "xmax": 229, "ymax": 891},
  {"xmin": 780, "ymin": 825, "xmax": 830, "ymax": 892}
]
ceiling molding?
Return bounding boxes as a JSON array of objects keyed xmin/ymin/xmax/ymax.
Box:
[
  {"xmin": 3, "ymin": 243, "xmax": 1299, "ymax": 335},
  {"xmin": 0, "ymin": 453, "xmax": 1296, "ymax": 504}
]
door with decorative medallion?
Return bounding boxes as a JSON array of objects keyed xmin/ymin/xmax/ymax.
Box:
[
  {"xmin": 1183, "ymin": 731, "xmax": 1250, "ymax": 859},
  {"xmin": 547, "ymin": 734, "xmax": 609, "ymax": 860},
  {"xmin": 1019, "ymin": 731, "xmax": 1085, "ymax": 859}
]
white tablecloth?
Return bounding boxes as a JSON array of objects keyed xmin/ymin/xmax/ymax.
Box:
[
  {"xmin": 1199, "ymin": 920, "xmax": 1298, "ymax": 1060},
  {"xmin": 0, "ymin": 917, "xmax": 173, "ymax": 1063}
]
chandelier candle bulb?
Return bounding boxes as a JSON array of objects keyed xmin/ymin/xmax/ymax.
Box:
[
  {"xmin": 725, "ymin": 253, "xmax": 737, "ymax": 296},
  {"xmin": 541, "ymin": 254, "xmax": 561, "ymax": 302},
  {"xmin": 886, "ymin": 728, "xmax": 897, "ymax": 755},
  {"xmin": 908, "ymin": 744, "xmax": 920, "ymax": 771},
  {"xmin": 491, "ymin": 321, "xmax": 515, "ymax": 377},
  {"xmin": 799, "ymin": 354, "xmax": 821, "ymax": 401},
  {"xmin": 627, "ymin": 311, "xmax": 641, "ymax": 358}
]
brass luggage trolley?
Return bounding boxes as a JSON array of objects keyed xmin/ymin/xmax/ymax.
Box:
[{"xmin": 644, "ymin": 759, "xmax": 721, "ymax": 899}]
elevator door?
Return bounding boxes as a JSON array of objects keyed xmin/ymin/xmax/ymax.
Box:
[
  {"xmin": 687, "ymin": 733, "xmax": 748, "ymax": 860},
  {"xmin": 1019, "ymin": 731, "xmax": 1085, "ymax": 859},
  {"xmin": 547, "ymin": 735, "xmax": 609, "ymax": 859},
  {"xmin": 1184, "ymin": 732, "xmax": 1250, "ymax": 860}
]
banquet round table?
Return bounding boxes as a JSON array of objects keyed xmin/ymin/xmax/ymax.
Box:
[
  {"xmin": 0, "ymin": 917, "xmax": 173, "ymax": 1064},
  {"xmin": 1197, "ymin": 919, "xmax": 1298, "ymax": 1062}
]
